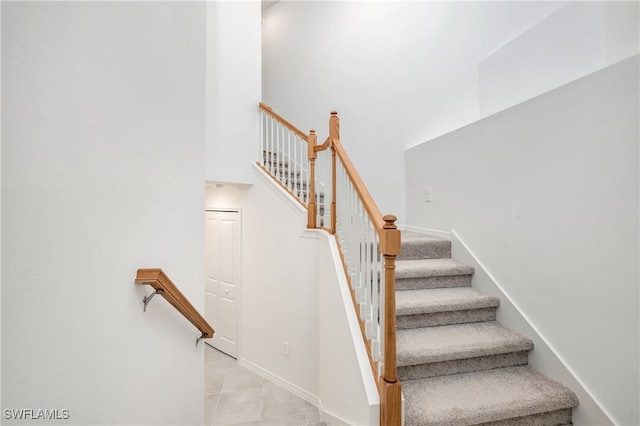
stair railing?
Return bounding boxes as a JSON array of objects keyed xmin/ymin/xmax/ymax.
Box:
[
  {"xmin": 135, "ymin": 268, "xmax": 214, "ymax": 346},
  {"xmin": 258, "ymin": 104, "xmax": 402, "ymax": 426},
  {"xmin": 258, "ymin": 103, "xmax": 313, "ymax": 207}
]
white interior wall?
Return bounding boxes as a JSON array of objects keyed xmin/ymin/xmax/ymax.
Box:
[
  {"xmin": 2, "ymin": 2, "xmax": 206, "ymax": 424},
  {"xmin": 205, "ymin": 167, "xmax": 319, "ymax": 400},
  {"xmin": 449, "ymin": 234, "xmax": 613, "ymax": 426},
  {"xmin": 317, "ymin": 233, "xmax": 379, "ymax": 426},
  {"xmin": 405, "ymin": 56, "xmax": 639, "ymax": 426},
  {"xmin": 261, "ymin": 1, "xmax": 566, "ymax": 222},
  {"xmin": 0, "ymin": 1, "xmax": 3, "ymax": 411},
  {"xmin": 205, "ymin": 171, "xmax": 379, "ymax": 425},
  {"xmin": 262, "ymin": 1, "xmax": 638, "ymax": 223},
  {"xmin": 206, "ymin": 1, "xmax": 261, "ymax": 184},
  {"xmin": 479, "ymin": 1, "xmax": 640, "ymax": 117}
]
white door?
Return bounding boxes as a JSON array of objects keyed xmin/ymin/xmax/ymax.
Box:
[{"xmin": 205, "ymin": 210, "xmax": 241, "ymax": 357}]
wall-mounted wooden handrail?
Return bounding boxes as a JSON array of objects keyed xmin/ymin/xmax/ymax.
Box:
[
  {"xmin": 259, "ymin": 102, "xmax": 309, "ymax": 141},
  {"xmin": 135, "ymin": 268, "xmax": 214, "ymax": 340}
]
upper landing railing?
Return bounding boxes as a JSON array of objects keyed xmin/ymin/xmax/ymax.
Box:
[
  {"xmin": 258, "ymin": 103, "xmax": 402, "ymax": 426},
  {"xmin": 135, "ymin": 268, "xmax": 214, "ymax": 346}
]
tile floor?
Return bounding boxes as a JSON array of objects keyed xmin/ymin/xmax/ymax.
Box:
[{"xmin": 204, "ymin": 344, "xmax": 327, "ymax": 426}]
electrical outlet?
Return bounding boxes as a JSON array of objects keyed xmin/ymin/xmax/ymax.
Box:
[
  {"xmin": 282, "ymin": 341, "xmax": 289, "ymax": 356},
  {"xmin": 425, "ymin": 187, "xmax": 432, "ymax": 202}
]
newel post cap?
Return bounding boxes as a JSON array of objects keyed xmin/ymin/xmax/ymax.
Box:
[
  {"xmin": 383, "ymin": 215, "xmax": 398, "ymax": 229},
  {"xmin": 329, "ymin": 111, "xmax": 340, "ymax": 140},
  {"xmin": 380, "ymin": 215, "xmax": 401, "ymax": 256}
]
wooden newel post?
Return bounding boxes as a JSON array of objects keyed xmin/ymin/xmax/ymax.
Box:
[
  {"xmin": 380, "ymin": 215, "xmax": 402, "ymax": 426},
  {"xmin": 329, "ymin": 112, "xmax": 339, "ymax": 234},
  {"xmin": 329, "ymin": 111, "xmax": 340, "ymax": 140},
  {"xmin": 307, "ymin": 130, "xmax": 317, "ymax": 229}
]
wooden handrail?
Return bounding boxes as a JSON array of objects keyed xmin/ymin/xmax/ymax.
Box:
[
  {"xmin": 331, "ymin": 139, "xmax": 385, "ymax": 233},
  {"xmin": 315, "ymin": 110, "xmax": 402, "ymax": 425},
  {"xmin": 259, "ymin": 102, "xmax": 309, "ymax": 141},
  {"xmin": 257, "ymin": 104, "xmax": 402, "ymax": 426},
  {"xmin": 314, "ymin": 136, "xmax": 332, "ymax": 152},
  {"xmin": 135, "ymin": 268, "xmax": 214, "ymax": 339}
]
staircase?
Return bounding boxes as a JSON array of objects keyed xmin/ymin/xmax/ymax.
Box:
[
  {"xmin": 396, "ymin": 232, "xmax": 579, "ymax": 426},
  {"xmin": 259, "ymin": 104, "xmax": 579, "ymax": 426}
]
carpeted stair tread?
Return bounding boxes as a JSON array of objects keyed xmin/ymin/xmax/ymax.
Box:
[
  {"xmin": 396, "ymin": 287, "xmax": 499, "ymax": 316},
  {"xmin": 397, "ymin": 321, "xmax": 533, "ymax": 366},
  {"xmin": 403, "ymin": 366, "xmax": 579, "ymax": 426},
  {"xmin": 396, "ymin": 258, "xmax": 474, "ymax": 279},
  {"xmin": 399, "ymin": 232, "xmax": 452, "ymax": 260}
]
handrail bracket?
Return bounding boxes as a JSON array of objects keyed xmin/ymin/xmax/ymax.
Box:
[{"xmin": 142, "ymin": 288, "xmax": 164, "ymax": 312}]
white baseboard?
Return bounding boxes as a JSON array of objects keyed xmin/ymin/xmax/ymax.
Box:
[
  {"xmin": 320, "ymin": 408, "xmax": 350, "ymax": 426},
  {"xmin": 237, "ymin": 357, "xmax": 321, "ymax": 407},
  {"xmin": 236, "ymin": 354, "xmax": 361, "ymax": 426},
  {"xmin": 400, "ymin": 224, "xmax": 452, "ymax": 240}
]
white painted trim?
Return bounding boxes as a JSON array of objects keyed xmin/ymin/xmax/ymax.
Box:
[
  {"xmin": 401, "ymin": 224, "xmax": 452, "ymax": 240},
  {"xmin": 300, "ymin": 228, "xmax": 319, "ymax": 240},
  {"xmin": 320, "ymin": 408, "xmax": 350, "ymax": 426},
  {"xmin": 237, "ymin": 356, "xmax": 321, "ymax": 407},
  {"xmin": 451, "ymin": 228, "xmax": 616, "ymax": 426},
  {"xmin": 324, "ymin": 232, "xmax": 381, "ymax": 408},
  {"xmin": 205, "ymin": 208, "xmax": 241, "ymax": 213},
  {"xmin": 252, "ymin": 163, "xmax": 307, "ymax": 216}
]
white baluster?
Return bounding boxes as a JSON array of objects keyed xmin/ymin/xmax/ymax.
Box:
[
  {"xmin": 269, "ymin": 116, "xmax": 275, "ymax": 174},
  {"xmin": 371, "ymin": 221, "xmax": 380, "ymax": 358},
  {"xmin": 308, "ymin": 140, "xmax": 318, "ymax": 208},
  {"xmin": 297, "ymin": 132, "xmax": 302, "ymax": 200},
  {"xmin": 378, "ymin": 243, "xmax": 385, "ymax": 367},
  {"xmin": 260, "ymin": 112, "xmax": 264, "ymax": 165},
  {"xmin": 278, "ymin": 125, "xmax": 284, "ymax": 180},
  {"xmin": 294, "ymin": 132, "xmax": 298, "ymax": 196},
  {"xmin": 362, "ymin": 207, "xmax": 370, "ymax": 322},
  {"xmin": 290, "ymin": 131, "xmax": 295, "ymax": 196},
  {"xmin": 265, "ymin": 115, "xmax": 270, "ymax": 171}
]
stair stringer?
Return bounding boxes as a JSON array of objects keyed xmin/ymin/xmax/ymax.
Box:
[
  {"xmin": 403, "ymin": 225, "xmax": 613, "ymax": 426},
  {"xmin": 253, "ymin": 163, "xmax": 308, "ymax": 216},
  {"xmin": 317, "ymin": 231, "xmax": 380, "ymax": 426}
]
